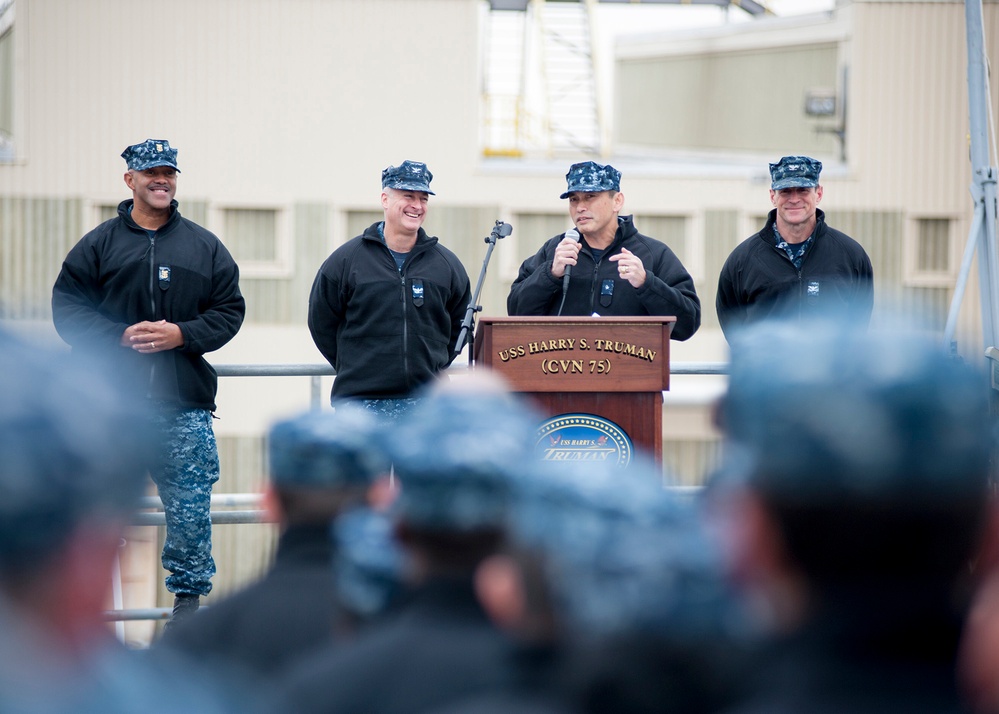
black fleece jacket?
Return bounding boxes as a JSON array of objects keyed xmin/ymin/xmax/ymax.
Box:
[
  {"xmin": 308, "ymin": 222, "xmax": 471, "ymax": 401},
  {"xmin": 52, "ymin": 199, "xmax": 245, "ymax": 410},
  {"xmin": 506, "ymin": 215, "xmax": 700, "ymax": 341},
  {"xmin": 715, "ymin": 209, "xmax": 873, "ymax": 339}
]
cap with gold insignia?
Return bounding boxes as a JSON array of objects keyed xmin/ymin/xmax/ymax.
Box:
[
  {"xmin": 121, "ymin": 139, "xmax": 181, "ymax": 173},
  {"xmin": 560, "ymin": 160, "xmax": 621, "ymax": 199},
  {"xmin": 381, "ymin": 160, "xmax": 435, "ymax": 195},
  {"xmin": 769, "ymin": 155, "xmax": 821, "ymax": 191}
]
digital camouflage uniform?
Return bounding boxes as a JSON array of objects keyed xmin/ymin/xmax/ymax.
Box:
[{"xmin": 150, "ymin": 408, "xmax": 220, "ymax": 595}]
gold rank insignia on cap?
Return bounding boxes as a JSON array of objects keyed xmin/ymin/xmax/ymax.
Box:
[{"xmin": 155, "ymin": 143, "xmax": 163, "ymax": 152}]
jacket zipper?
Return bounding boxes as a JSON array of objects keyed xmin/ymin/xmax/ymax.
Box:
[
  {"xmin": 400, "ymin": 273, "xmax": 410, "ymax": 384},
  {"xmin": 772, "ymin": 243, "xmax": 806, "ymax": 320},
  {"xmin": 589, "ymin": 258, "xmax": 601, "ymax": 314},
  {"xmin": 396, "ymin": 248, "xmax": 413, "ymax": 387},
  {"xmin": 147, "ymin": 233, "xmax": 157, "ymax": 396}
]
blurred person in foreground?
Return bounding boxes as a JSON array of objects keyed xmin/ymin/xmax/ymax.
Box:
[
  {"xmin": 51, "ymin": 138, "xmax": 246, "ymax": 626},
  {"xmin": 507, "ymin": 160, "xmax": 700, "ymax": 339},
  {"xmin": 432, "ymin": 457, "xmax": 748, "ymax": 714},
  {"xmin": 154, "ymin": 404, "xmax": 390, "ymax": 688},
  {"xmin": 706, "ymin": 317, "xmax": 994, "ymax": 714},
  {"xmin": 308, "ymin": 160, "xmax": 471, "ymax": 422},
  {"xmin": 0, "ymin": 330, "xmax": 233, "ymax": 714},
  {"xmin": 715, "ymin": 156, "xmax": 873, "ymax": 339},
  {"xmin": 330, "ymin": 504, "xmax": 406, "ymax": 636},
  {"xmin": 271, "ymin": 374, "xmax": 541, "ymax": 714}
]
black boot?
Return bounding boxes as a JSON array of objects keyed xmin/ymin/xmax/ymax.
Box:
[{"xmin": 167, "ymin": 593, "xmax": 200, "ymax": 629}]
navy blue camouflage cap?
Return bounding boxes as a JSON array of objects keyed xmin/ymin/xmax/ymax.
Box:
[
  {"xmin": 121, "ymin": 138, "xmax": 181, "ymax": 172},
  {"xmin": 769, "ymin": 155, "xmax": 821, "ymax": 191},
  {"xmin": 560, "ymin": 160, "xmax": 622, "ymax": 199},
  {"xmin": 268, "ymin": 404, "xmax": 391, "ymax": 489},
  {"xmin": 718, "ymin": 317, "xmax": 993, "ymax": 504},
  {"xmin": 508, "ymin": 458, "xmax": 739, "ymax": 637},
  {"xmin": 381, "ymin": 160, "xmax": 435, "ymax": 195},
  {"xmin": 0, "ymin": 330, "xmax": 154, "ymax": 572},
  {"xmin": 383, "ymin": 376, "xmax": 543, "ymax": 531},
  {"xmin": 333, "ymin": 507, "xmax": 406, "ymax": 619}
]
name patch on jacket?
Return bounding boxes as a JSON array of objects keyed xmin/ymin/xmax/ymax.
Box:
[
  {"xmin": 412, "ymin": 279, "xmax": 424, "ymax": 307},
  {"xmin": 158, "ymin": 265, "xmax": 171, "ymax": 291},
  {"xmin": 600, "ymin": 279, "xmax": 614, "ymax": 308}
]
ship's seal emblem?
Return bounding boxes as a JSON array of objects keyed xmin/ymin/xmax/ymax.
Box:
[{"xmin": 534, "ymin": 413, "xmax": 633, "ymax": 467}]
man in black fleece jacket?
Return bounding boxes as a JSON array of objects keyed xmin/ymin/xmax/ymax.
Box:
[
  {"xmin": 308, "ymin": 160, "xmax": 470, "ymax": 421},
  {"xmin": 716, "ymin": 155, "xmax": 873, "ymax": 339},
  {"xmin": 52, "ymin": 138, "xmax": 245, "ymax": 626},
  {"xmin": 507, "ymin": 161, "xmax": 700, "ymax": 341}
]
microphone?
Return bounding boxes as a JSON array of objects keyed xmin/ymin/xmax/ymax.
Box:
[
  {"xmin": 562, "ymin": 227, "xmax": 580, "ymax": 294},
  {"xmin": 490, "ymin": 221, "xmax": 513, "ymax": 240}
]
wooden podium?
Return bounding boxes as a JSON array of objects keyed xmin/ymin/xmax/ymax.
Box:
[{"xmin": 472, "ymin": 316, "xmax": 675, "ymax": 466}]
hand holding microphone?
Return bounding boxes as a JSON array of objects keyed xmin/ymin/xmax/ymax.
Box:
[{"xmin": 556, "ymin": 227, "xmax": 581, "ymax": 293}]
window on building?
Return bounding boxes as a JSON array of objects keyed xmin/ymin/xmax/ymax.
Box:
[
  {"xmin": 915, "ymin": 218, "xmax": 951, "ymax": 273},
  {"xmin": 631, "ymin": 214, "xmax": 694, "ymax": 278},
  {"xmin": 346, "ymin": 210, "xmax": 383, "ymax": 240},
  {"xmin": 216, "ymin": 206, "xmax": 292, "ymax": 278},
  {"xmin": 95, "ymin": 203, "xmax": 118, "ymax": 224},
  {"xmin": 905, "ymin": 217, "xmax": 953, "ymax": 287},
  {"xmin": 509, "ymin": 213, "xmax": 572, "ymax": 281}
]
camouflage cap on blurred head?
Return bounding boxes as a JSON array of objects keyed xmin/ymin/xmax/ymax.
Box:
[
  {"xmin": 268, "ymin": 404, "xmax": 390, "ymax": 489},
  {"xmin": 560, "ymin": 160, "xmax": 621, "ymax": 199},
  {"xmin": 719, "ymin": 317, "xmax": 993, "ymax": 503},
  {"xmin": 0, "ymin": 330, "xmax": 154, "ymax": 571},
  {"xmin": 381, "ymin": 160, "xmax": 435, "ymax": 195},
  {"xmin": 384, "ymin": 377, "xmax": 542, "ymax": 531},
  {"xmin": 121, "ymin": 138, "xmax": 181, "ymax": 172},
  {"xmin": 769, "ymin": 155, "xmax": 821, "ymax": 191},
  {"xmin": 509, "ymin": 457, "xmax": 739, "ymax": 638},
  {"xmin": 333, "ymin": 507, "xmax": 406, "ymax": 618}
]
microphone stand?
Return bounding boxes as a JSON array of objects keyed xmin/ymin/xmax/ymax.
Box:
[{"xmin": 454, "ymin": 219, "xmax": 512, "ymax": 365}]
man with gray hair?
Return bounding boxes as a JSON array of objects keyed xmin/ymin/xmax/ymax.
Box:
[{"xmin": 308, "ymin": 160, "xmax": 471, "ymax": 421}]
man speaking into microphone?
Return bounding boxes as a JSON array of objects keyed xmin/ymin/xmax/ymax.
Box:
[{"xmin": 506, "ymin": 161, "xmax": 700, "ymax": 340}]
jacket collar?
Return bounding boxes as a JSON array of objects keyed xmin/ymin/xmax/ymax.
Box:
[{"xmin": 118, "ymin": 198, "xmax": 180, "ymax": 233}]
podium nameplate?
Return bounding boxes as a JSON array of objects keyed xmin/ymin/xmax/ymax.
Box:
[
  {"xmin": 473, "ymin": 316, "xmax": 672, "ymax": 393},
  {"xmin": 474, "ymin": 317, "xmax": 674, "ymax": 466}
]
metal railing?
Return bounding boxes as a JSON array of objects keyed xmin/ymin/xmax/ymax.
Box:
[
  {"xmin": 213, "ymin": 360, "xmax": 728, "ymax": 411},
  {"xmin": 131, "ymin": 493, "xmax": 272, "ymax": 527}
]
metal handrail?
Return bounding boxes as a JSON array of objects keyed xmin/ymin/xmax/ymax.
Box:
[
  {"xmin": 211, "ymin": 361, "xmax": 729, "ymax": 377},
  {"xmin": 138, "ymin": 494, "xmax": 263, "ymax": 509},
  {"xmin": 131, "ymin": 510, "xmax": 270, "ymax": 526},
  {"xmin": 213, "ymin": 360, "xmax": 728, "ymax": 411}
]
